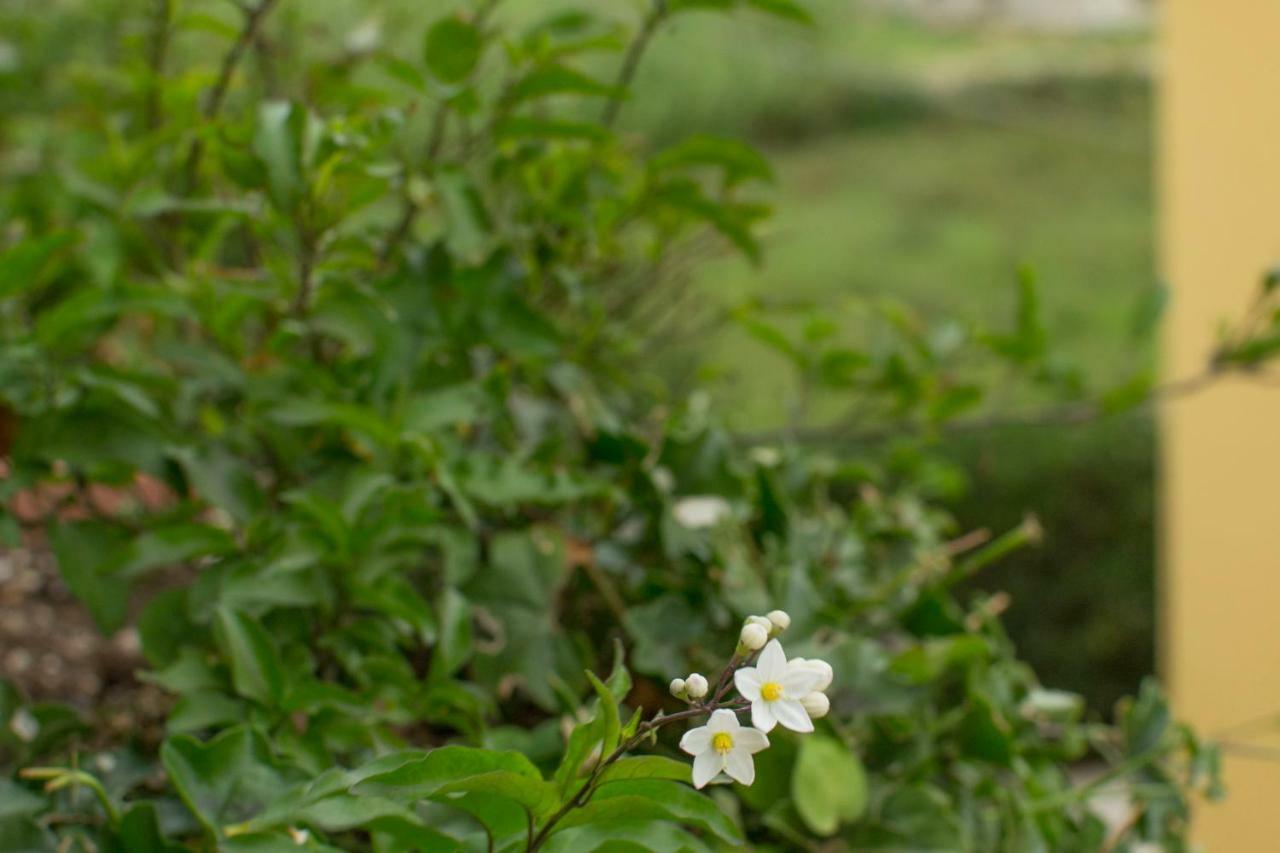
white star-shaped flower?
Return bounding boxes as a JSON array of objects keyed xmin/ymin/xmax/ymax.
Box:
[
  {"xmin": 679, "ymin": 709, "xmax": 770, "ymax": 788},
  {"xmin": 733, "ymin": 639, "xmax": 823, "ymax": 733}
]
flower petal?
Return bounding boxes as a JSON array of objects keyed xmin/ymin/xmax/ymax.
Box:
[
  {"xmin": 724, "ymin": 748, "xmax": 755, "ymax": 786},
  {"xmin": 734, "ymin": 667, "xmax": 763, "ymax": 702},
  {"xmin": 782, "ymin": 665, "xmax": 822, "ymax": 698},
  {"xmin": 757, "ymin": 639, "xmax": 786, "ymax": 682},
  {"xmin": 707, "ymin": 709, "xmax": 740, "ymax": 734},
  {"xmin": 680, "ymin": 725, "xmax": 711, "ymax": 756},
  {"xmin": 692, "ymin": 749, "xmax": 724, "ymax": 789},
  {"xmin": 751, "ymin": 698, "xmax": 777, "ymax": 733},
  {"xmin": 771, "ymin": 698, "xmax": 814, "ymax": 733},
  {"xmin": 734, "ymin": 726, "xmax": 770, "ymax": 754}
]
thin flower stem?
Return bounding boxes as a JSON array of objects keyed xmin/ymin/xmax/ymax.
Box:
[{"xmin": 527, "ymin": 657, "xmax": 751, "ymax": 851}]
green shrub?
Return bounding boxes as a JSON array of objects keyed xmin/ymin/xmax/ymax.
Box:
[{"xmin": 0, "ymin": 1, "xmax": 1239, "ymax": 850}]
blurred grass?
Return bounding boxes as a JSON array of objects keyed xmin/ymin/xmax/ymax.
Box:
[{"xmin": 685, "ymin": 74, "xmax": 1154, "ymax": 427}]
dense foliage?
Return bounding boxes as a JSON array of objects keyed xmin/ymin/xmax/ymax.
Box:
[{"xmin": 10, "ymin": 0, "xmax": 1277, "ymax": 849}]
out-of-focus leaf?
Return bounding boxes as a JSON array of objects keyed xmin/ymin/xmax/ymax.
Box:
[
  {"xmin": 424, "ymin": 17, "xmax": 482, "ymax": 83},
  {"xmin": 506, "ymin": 64, "xmax": 623, "ymax": 104},
  {"xmin": 160, "ymin": 727, "xmax": 299, "ymax": 836},
  {"xmin": 214, "ymin": 607, "xmax": 285, "ymax": 706},
  {"xmin": 48, "ymin": 520, "xmax": 132, "ymax": 633},
  {"xmin": 792, "ymin": 734, "xmax": 867, "ymax": 836},
  {"xmin": 652, "ymin": 134, "xmax": 773, "ymax": 186}
]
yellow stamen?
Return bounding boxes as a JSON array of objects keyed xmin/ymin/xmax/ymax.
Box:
[
  {"xmin": 712, "ymin": 732, "xmax": 734, "ymax": 754},
  {"xmin": 761, "ymin": 682, "xmax": 784, "ymax": 701}
]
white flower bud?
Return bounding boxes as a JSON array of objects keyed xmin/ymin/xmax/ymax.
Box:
[
  {"xmin": 669, "ymin": 677, "xmax": 687, "ymax": 698},
  {"xmin": 746, "ymin": 615, "xmax": 772, "ymax": 631},
  {"xmin": 800, "ymin": 691, "xmax": 830, "ymax": 719},
  {"xmin": 739, "ymin": 622, "xmax": 769, "ymax": 651},
  {"xmin": 766, "ymin": 609, "xmax": 791, "ymax": 633},
  {"xmin": 795, "ymin": 658, "xmax": 834, "ymax": 692},
  {"xmin": 685, "ymin": 673, "xmax": 709, "ymax": 699}
]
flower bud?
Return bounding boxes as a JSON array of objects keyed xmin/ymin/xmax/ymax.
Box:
[
  {"xmin": 685, "ymin": 673, "xmax": 709, "ymax": 699},
  {"xmin": 746, "ymin": 615, "xmax": 772, "ymax": 631},
  {"xmin": 796, "ymin": 658, "xmax": 834, "ymax": 692},
  {"xmin": 766, "ymin": 609, "xmax": 791, "ymax": 633},
  {"xmin": 669, "ymin": 677, "xmax": 687, "ymax": 698},
  {"xmin": 800, "ymin": 691, "xmax": 830, "ymax": 719},
  {"xmin": 739, "ymin": 622, "xmax": 769, "ymax": 652}
]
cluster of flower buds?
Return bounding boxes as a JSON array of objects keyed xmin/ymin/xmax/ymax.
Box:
[
  {"xmin": 666, "ymin": 608, "xmax": 837, "ymax": 789},
  {"xmin": 668, "ymin": 672, "xmax": 709, "ymax": 701},
  {"xmin": 737, "ymin": 609, "xmax": 790, "ymax": 654}
]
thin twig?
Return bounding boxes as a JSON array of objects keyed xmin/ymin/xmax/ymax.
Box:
[
  {"xmin": 179, "ymin": 0, "xmax": 282, "ymax": 190},
  {"xmin": 600, "ymin": 2, "xmax": 667, "ymax": 130},
  {"xmin": 143, "ymin": 0, "xmax": 175, "ymax": 130},
  {"xmin": 734, "ymin": 367, "xmax": 1222, "ymax": 447}
]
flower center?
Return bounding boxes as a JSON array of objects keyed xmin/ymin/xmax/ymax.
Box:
[
  {"xmin": 712, "ymin": 732, "xmax": 734, "ymax": 754},
  {"xmin": 761, "ymin": 681, "xmax": 784, "ymax": 701}
]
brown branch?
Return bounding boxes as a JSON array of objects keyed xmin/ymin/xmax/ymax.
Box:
[
  {"xmin": 600, "ymin": 1, "xmax": 667, "ymax": 130},
  {"xmin": 733, "ymin": 367, "xmax": 1224, "ymax": 448},
  {"xmin": 179, "ymin": 0, "xmax": 281, "ymax": 191}
]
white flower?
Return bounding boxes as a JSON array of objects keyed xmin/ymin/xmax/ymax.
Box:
[
  {"xmin": 669, "ymin": 677, "xmax": 687, "ymax": 698},
  {"xmin": 766, "ymin": 609, "xmax": 791, "ymax": 633},
  {"xmin": 672, "ymin": 496, "xmax": 732, "ymax": 529},
  {"xmin": 685, "ymin": 672, "xmax": 709, "ymax": 699},
  {"xmin": 679, "ymin": 709, "xmax": 770, "ymax": 788},
  {"xmin": 733, "ymin": 639, "xmax": 823, "ymax": 733},
  {"xmin": 800, "ymin": 691, "xmax": 830, "ymax": 719},
  {"xmin": 739, "ymin": 622, "xmax": 769, "ymax": 652}
]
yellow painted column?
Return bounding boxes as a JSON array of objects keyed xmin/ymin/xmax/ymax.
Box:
[{"xmin": 1161, "ymin": 1, "xmax": 1280, "ymax": 847}]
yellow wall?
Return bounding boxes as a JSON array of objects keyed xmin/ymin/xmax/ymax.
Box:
[{"xmin": 1161, "ymin": 1, "xmax": 1280, "ymax": 847}]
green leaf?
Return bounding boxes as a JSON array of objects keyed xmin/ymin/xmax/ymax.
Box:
[
  {"xmin": 402, "ymin": 382, "xmax": 488, "ymax": 433},
  {"xmin": 541, "ymin": 820, "xmax": 708, "ymax": 853},
  {"xmin": 745, "ymin": 0, "xmax": 813, "ymax": 23},
  {"xmin": 120, "ymin": 523, "xmax": 236, "ymax": 580},
  {"xmin": 48, "ymin": 520, "xmax": 132, "ymax": 633},
  {"xmin": 214, "ymin": 607, "xmax": 285, "ymax": 706},
  {"xmin": 506, "ymin": 64, "xmax": 623, "ymax": 104},
  {"xmin": 653, "ymin": 179, "xmax": 766, "ymax": 264},
  {"xmin": 585, "ymin": 670, "xmax": 620, "ymax": 758},
  {"xmin": 435, "ymin": 771, "xmax": 559, "ymax": 818},
  {"xmin": 160, "ymin": 727, "xmax": 299, "ymax": 836},
  {"xmin": 652, "ymin": 135, "xmax": 773, "ymax": 186},
  {"xmin": 792, "ymin": 734, "xmax": 867, "ymax": 836},
  {"xmin": 355, "ymin": 746, "xmax": 542, "ymax": 797},
  {"xmin": 959, "ymin": 692, "xmax": 1014, "ymax": 765},
  {"xmin": 435, "ymin": 167, "xmax": 492, "ymax": 263},
  {"xmin": 424, "ymin": 16, "xmax": 482, "ymax": 83},
  {"xmin": 113, "ymin": 802, "xmax": 186, "ymax": 853},
  {"xmin": 597, "ymin": 756, "xmax": 692, "ymax": 786},
  {"xmin": 562, "ymin": 780, "xmax": 742, "ymax": 844},
  {"xmin": 554, "ymin": 714, "xmax": 605, "ymax": 797},
  {"xmin": 269, "ymin": 399, "xmax": 399, "ymax": 452},
  {"xmin": 889, "ymin": 635, "xmax": 988, "ymax": 685},
  {"xmin": 252, "ymin": 101, "xmax": 308, "ymax": 212},
  {"xmin": 432, "ymin": 587, "xmax": 473, "ymax": 678},
  {"xmin": 0, "ymin": 232, "xmax": 75, "ymax": 299}
]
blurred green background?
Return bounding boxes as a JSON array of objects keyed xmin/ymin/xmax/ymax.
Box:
[{"xmin": 610, "ymin": 0, "xmax": 1158, "ymax": 713}]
